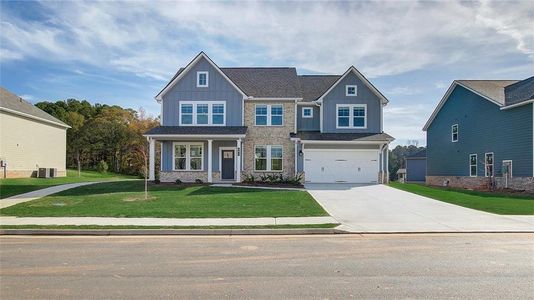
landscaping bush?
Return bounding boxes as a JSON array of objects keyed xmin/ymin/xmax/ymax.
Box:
[
  {"xmin": 175, "ymin": 179, "xmax": 182, "ymax": 185},
  {"xmin": 96, "ymin": 160, "xmax": 108, "ymax": 174},
  {"xmin": 195, "ymin": 179, "xmax": 203, "ymax": 184},
  {"xmin": 242, "ymin": 173, "xmax": 303, "ymax": 186},
  {"xmin": 153, "ymin": 179, "xmax": 161, "ymax": 184}
]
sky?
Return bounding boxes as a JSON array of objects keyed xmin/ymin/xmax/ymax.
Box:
[{"xmin": 1, "ymin": 0, "xmax": 533, "ymax": 146}]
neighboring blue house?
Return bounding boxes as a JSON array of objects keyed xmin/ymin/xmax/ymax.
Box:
[
  {"xmin": 144, "ymin": 52, "xmax": 394, "ymax": 183},
  {"xmin": 405, "ymin": 149, "xmax": 426, "ymax": 182},
  {"xmin": 423, "ymin": 77, "xmax": 534, "ymax": 192}
]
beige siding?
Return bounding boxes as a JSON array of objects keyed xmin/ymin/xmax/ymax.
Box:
[{"xmin": 0, "ymin": 111, "xmax": 67, "ymax": 178}]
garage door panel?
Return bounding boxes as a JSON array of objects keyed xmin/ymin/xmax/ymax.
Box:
[{"xmin": 304, "ymin": 150, "xmax": 379, "ymax": 183}]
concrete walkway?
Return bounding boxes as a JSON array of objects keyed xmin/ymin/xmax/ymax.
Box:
[
  {"xmin": 306, "ymin": 183, "xmax": 534, "ymax": 233},
  {"xmin": 0, "ymin": 216, "xmax": 337, "ymax": 227},
  {"xmin": 0, "ymin": 182, "xmax": 104, "ymax": 209}
]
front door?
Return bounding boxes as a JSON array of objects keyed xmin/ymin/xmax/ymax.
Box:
[{"xmin": 221, "ymin": 150, "xmax": 235, "ymax": 180}]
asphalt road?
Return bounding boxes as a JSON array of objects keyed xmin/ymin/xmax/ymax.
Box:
[{"xmin": 1, "ymin": 234, "xmax": 533, "ymax": 299}]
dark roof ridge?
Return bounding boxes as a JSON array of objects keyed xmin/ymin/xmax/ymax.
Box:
[{"xmin": 504, "ymin": 76, "xmax": 534, "ymax": 88}]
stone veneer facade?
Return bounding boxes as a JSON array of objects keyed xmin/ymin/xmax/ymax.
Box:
[
  {"xmin": 160, "ymin": 171, "xmax": 208, "ymax": 183},
  {"xmin": 426, "ymin": 176, "xmax": 534, "ymax": 193},
  {"xmin": 242, "ymin": 101, "xmax": 296, "ymax": 178}
]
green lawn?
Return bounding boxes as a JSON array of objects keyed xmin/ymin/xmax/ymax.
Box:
[
  {"xmin": 0, "ymin": 169, "xmax": 136, "ymax": 199},
  {"xmin": 389, "ymin": 182, "xmax": 534, "ymax": 215},
  {"xmin": 0, "ymin": 181, "xmax": 328, "ymax": 218}
]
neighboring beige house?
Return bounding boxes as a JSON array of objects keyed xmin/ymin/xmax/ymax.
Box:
[{"xmin": 0, "ymin": 87, "xmax": 70, "ymax": 178}]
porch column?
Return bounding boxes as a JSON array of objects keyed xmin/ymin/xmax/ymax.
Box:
[
  {"xmin": 148, "ymin": 138, "xmax": 155, "ymax": 181},
  {"xmin": 236, "ymin": 138, "xmax": 242, "ymax": 182},
  {"xmin": 207, "ymin": 140, "xmax": 213, "ymax": 183},
  {"xmin": 385, "ymin": 144, "xmax": 389, "ymax": 184}
]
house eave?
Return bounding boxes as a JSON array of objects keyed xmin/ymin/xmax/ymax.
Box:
[
  {"xmin": 500, "ymin": 99, "xmax": 534, "ymax": 110},
  {"xmin": 0, "ymin": 107, "xmax": 71, "ymax": 129}
]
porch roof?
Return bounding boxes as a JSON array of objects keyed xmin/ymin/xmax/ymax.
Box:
[
  {"xmin": 144, "ymin": 126, "xmax": 247, "ymax": 138},
  {"xmin": 290, "ymin": 131, "xmax": 394, "ymax": 143}
]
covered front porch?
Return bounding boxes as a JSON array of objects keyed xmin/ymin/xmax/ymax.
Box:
[{"xmin": 145, "ymin": 126, "xmax": 247, "ymax": 183}]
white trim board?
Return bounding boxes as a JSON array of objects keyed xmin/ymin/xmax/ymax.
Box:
[{"xmin": 155, "ymin": 52, "xmax": 247, "ymax": 102}]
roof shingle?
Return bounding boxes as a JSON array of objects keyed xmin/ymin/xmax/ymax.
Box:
[{"xmin": 290, "ymin": 131, "xmax": 394, "ymax": 142}]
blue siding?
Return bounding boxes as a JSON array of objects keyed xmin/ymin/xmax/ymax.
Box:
[
  {"xmin": 161, "ymin": 140, "xmax": 237, "ymax": 172},
  {"xmin": 322, "ymin": 72, "xmax": 382, "ymax": 133},
  {"xmin": 297, "ymin": 106, "xmax": 320, "ymax": 131},
  {"xmin": 406, "ymin": 158, "xmax": 426, "ymax": 181},
  {"xmin": 161, "ymin": 57, "xmax": 243, "ymax": 126},
  {"xmin": 427, "ymin": 86, "xmax": 533, "ymax": 177}
]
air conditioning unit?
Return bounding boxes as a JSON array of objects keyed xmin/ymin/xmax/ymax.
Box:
[
  {"xmin": 49, "ymin": 168, "xmax": 58, "ymax": 178},
  {"xmin": 38, "ymin": 168, "xmax": 50, "ymax": 178}
]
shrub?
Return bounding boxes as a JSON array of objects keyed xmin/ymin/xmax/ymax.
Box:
[
  {"xmin": 175, "ymin": 179, "xmax": 182, "ymax": 185},
  {"xmin": 243, "ymin": 174, "xmax": 256, "ymax": 183},
  {"xmin": 195, "ymin": 179, "xmax": 203, "ymax": 184},
  {"xmin": 96, "ymin": 160, "xmax": 108, "ymax": 173},
  {"xmin": 153, "ymin": 179, "xmax": 161, "ymax": 184}
]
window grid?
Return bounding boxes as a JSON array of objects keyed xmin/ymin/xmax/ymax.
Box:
[
  {"xmin": 173, "ymin": 143, "xmax": 204, "ymax": 171},
  {"xmin": 336, "ymin": 104, "xmax": 366, "ymax": 128},
  {"xmin": 451, "ymin": 124, "xmax": 458, "ymax": 142},
  {"xmin": 196, "ymin": 71, "xmax": 208, "ymax": 87},
  {"xmin": 485, "ymin": 152, "xmax": 494, "ymax": 177},
  {"xmin": 255, "ymin": 104, "xmax": 284, "ymax": 126},
  {"xmin": 469, "ymin": 154, "xmax": 477, "ymax": 177},
  {"xmin": 302, "ymin": 107, "xmax": 313, "ymax": 118},
  {"xmin": 179, "ymin": 101, "xmax": 226, "ymax": 126},
  {"xmin": 254, "ymin": 145, "xmax": 283, "ymax": 172}
]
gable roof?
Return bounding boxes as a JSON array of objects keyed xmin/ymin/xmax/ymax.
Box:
[
  {"xmin": 505, "ymin": 76, "xmax": 534, "ymax": 106},
  {"xmin": 155, "ymin": 52, "xmax": 247, "ymax": 102},
  {"xmin": 222, "ymin": 68, "xmax": 302, "ymax": 98},
  {"xmin": 0, "ymin": 87, "xmax": 70, "ymax": 128},
  {"xmin": 316, "ymin": 66, "xmax": 389, "ymax": 104},
  {"xmin": 298, "ymin": 75, "xmax": 341, "ymax": 102},
  {"xmin": 423, "ymin": 80, "xmax": 521, "ymax": 131}
]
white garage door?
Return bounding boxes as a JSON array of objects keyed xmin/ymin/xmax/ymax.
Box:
[{"xmin": 304, "ymin": 150, "xmax": 379, "ymax": 183}]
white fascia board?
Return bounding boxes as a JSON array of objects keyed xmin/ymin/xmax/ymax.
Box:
[
  {"xmin": 0, "ymin": 107, "xmax": 71, "ymax": 129},
  {"xmin": 316, "ymin": 66, "xmax": 389, "ymax": 104},
  {"xmin": 500, "ymin": 99, "xmax": 534, "ymax": 110},
  {"xmin": 296, "ymin": 102, "xmax": 317, "ymax": 106},
  {"xmin": 423, "ymin": 81, "xmax": 504, "ymax": 131},
  {"xmin": 246, "ymin": 97, "xmax": 303, "ymax": 101},
  {"xmin": 154, "ymin": 52, "xmax": 247, "ymax": 102}
]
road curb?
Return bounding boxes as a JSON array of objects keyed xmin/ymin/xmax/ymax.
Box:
[{"xmin": 0, "ymin": 228, "xmax": 349, "ymax": 236}]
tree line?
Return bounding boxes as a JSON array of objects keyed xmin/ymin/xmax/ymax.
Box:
[{"xmin": 36, "ymin": 99, "xmax": 159, "ymax": 176}]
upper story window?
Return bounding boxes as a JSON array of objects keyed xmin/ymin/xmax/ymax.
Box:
[
  {"xmin": 346, "ymin": 85, "xmax": 357, "ymax": 96},
  {"xmin": 469, "ymin": 154, "xmax": 477, "ymax": 177},
  {"xmin": 255, "ymin": 104, "xmax": 283, "ymax": 126},
  {"xmin": 197, "ymin": 71, "xmax": 209, "ymax": 87},
  {"xmin": 180, "ymin": 101, "xmax": 225, "ymax": 126},
  {"xmin": 451, "ymin": 124, "xmax": 458, "ymax": 142},
  {"xmin": 485, "ymin": 152, "xmax": 494, "ymax": 177},
  {"xmin": 302, "ymin": 107, "xmax": 313, "ymax": 118},
  {"xmin": 336, "ymin": 104, "xmax": 366, "ymax": 129}
]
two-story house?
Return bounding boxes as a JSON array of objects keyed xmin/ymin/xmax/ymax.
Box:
[
  {"xmin": 144, "ymin": 52, "xmax": 394, "ymax": 183},
  {"xmin": 423, "ymin": 77, "xmax": 534, "ymax": 192}
]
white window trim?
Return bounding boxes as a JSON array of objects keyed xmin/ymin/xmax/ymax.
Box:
[
  {"xmin": 451, "ymin": 124, "xmax": 458, "ymax": 142},
  {"xmin": 346, "ymin": 85, "xmax": 357, "ymax": 96},
  {"xmin": 469, "ymin": 154, "xmax": 477, "ymax": 177},
  {"xmin": 254, "ymin": 104, "xmax": 284, "ymax": 126},
  {"xmin": 172, "ymin": 142, "xmax": 204, "ymax": 171},
  {"xmin": 485, "ymin": 152, "xmax": 494, "ymax": 177},
  {"xmin": 179, "ymin": 101, "xmax": 226, "ymax": 126},
  {"xmin": 503, "ymin": 160, "xmax": 513, "ymax": 178},
  {"xmin": 336, "ymin": 104, "xmax": 367, "ymax": 129},
  {"xmin": 254, "ymin": 145, "xmax": 283, "ymax": 172},
  {"xmin": 196, "ymin": 71, "xmax": 209, "ymax": 87},
  {"xmin": 302, "ymin": 107, "xmax": 313, "ymax": 118}
]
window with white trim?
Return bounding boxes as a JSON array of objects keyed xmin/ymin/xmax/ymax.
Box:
[
  {"xmin": 255, "ymin": 104, "xmax": 284, "ymax": 126},
  {"xmin": 179, "ymin": 101, "xmax": 225, "ymax": 126},
  {"xmin": 502, "ymin": 160, "xmax": 513, "ymax": 178},
  {"xmin": 254, "ymin": 145, "xmax": 283, "ymax": 171},
  {"xmin": 336, "ymin": 104, "xmax": 366, "ymax": 128},
  {"xmin": 197, "ymin": 71, "xmax": 208, "ymax": 87},
  {"xmin": 469, "ymin": 154, "xmax": 477, "ymax": 177},
  {"xmin": 485, "ymin": 152, "xmax": 494, "ymax": 177},
  {"xmin": 302, "ymin": 107, "xmax": 313, "ymax": 118},
  {"xmin": 451, "ymin": 124, "xmax": 458, "ymax": 142},
  {"xmin": 346, "ymin": 85, "xmax": 357, "ymax": 96},
  {"xmin": 173, "ymin": 143, "xmax": 203, "ymax": 171}
]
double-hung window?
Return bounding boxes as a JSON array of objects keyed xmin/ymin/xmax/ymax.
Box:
[
  {"xmin": 197, "ymin": 71, "xmax": 208, "ymax": 87},
  {"xmin": 302, "ymin": 107, "xmax": 313, "ymax": 118},
  {"xmin": 255, "ymin": 104, "xmax": 283, "ymax": 126},
  {"xmin": 469, "ymin": 154, "xmax": 477, "ymax": 177},
  {"xmin": 179, "ymin": 101, "xmax": 225, "ymax": 126},
  {"xmin": 451, "ymin": 124, "xmax": 458, "ymax": 142},
  {"xmin": 485, "ymin": 152, "xmax": 494, "ymax": 177},
  {"xmin": 173, "ymin": 143, "xmax": 203, "ymax": 171},
  {"xmin": 336, "ymin": 104, "xmax": 366, "ymax": 128},
  {"xmin": 254, "ymin": 145, "xmax": 283, "ymax": 171}
]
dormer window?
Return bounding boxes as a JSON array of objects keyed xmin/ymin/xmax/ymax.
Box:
[
  {"xmin": 197, "ymin": 71, "xmax": 208, "ymax": 87},
  {"xmin": 346, "ymin": 85, "xmax": 357, "ymax": 96},
  {"xmin": 451, "ymin": 124, "xmax": 458, "ymax": 142}
]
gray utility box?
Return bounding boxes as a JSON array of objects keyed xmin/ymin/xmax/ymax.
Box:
[
  {"xmin": 49, "ymin": 168, "xmax": 57, "ymax": 178},
  {"xmin": 38, "ymin": 168, "xmax": 50, "ymax": 178}
]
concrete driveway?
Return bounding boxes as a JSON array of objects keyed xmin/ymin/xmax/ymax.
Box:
[{"xmin": 305, "ymin": 184, "xmax": 534, "ymax": 233}]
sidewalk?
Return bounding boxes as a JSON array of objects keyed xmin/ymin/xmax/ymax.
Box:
[{"xmin": 0, "ymin": 216, "xmax": 338, "ymax": 226}]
